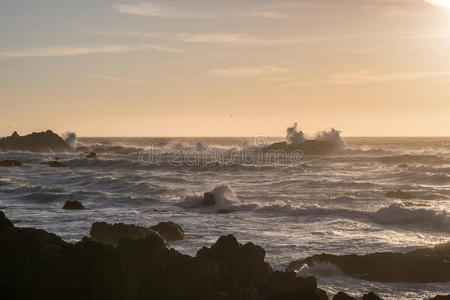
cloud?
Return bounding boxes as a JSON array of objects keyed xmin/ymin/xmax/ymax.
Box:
[
  {"xmin": 209, "ymin": 65, "xmax": 293, "ymax": 78},
  {"xmin": 246, "ymin": 10, "xmax": 289, "ymax": 19},
  {"xmin": 114, "ymin": 2, "xmax": 288, "ymax": 19},
  {"xmin": 87, "ymin": 29, "xmax": 450, "ymax": 49},
  {"xmin": 113, "ymin": 3, "xmax": 206, "ymax": 18},
  {"xmin": 282, "ymin": 70, "xmax": 450, "ymax": 87},
  {"xmin": 327, "ymin": 71, "xmax": 450, "ymax": 85},
  {"xmin": 88, "ymin": 74, "xmax": 147, "ymax": 84},
  {"xmin": 0, "ymin": 44, "xmax": 182, "ymax": 59}
]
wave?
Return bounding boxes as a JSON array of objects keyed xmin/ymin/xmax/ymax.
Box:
[
  {"xmin": 76, "ymin": 144, "xmax": 141, "ymax": 155},
  {"xmin": 412, "ymin": 174, "xmax": 450, "ymax": 185},
  {"xmin": 297, "ymin": 262, "xmax": 344, "ymax": 278},
  {"xmin": 178, "ymin": 184, "xmax": 247, "ymax": 210},
  {"xmin": 62, "ymin": 132, "xmax": 77, "ymax": 149},
  {"xmin": 176, "ymin": 185, "xmax": 450, "ymax": 232},
  {"xmin": 286, "ymin": 123, "xmax": 346, "ymax": 151},
  {"xmin": 375, "ymin": 154, "xmax": 442, "ymax": 164},
  {"xmin": 373, "ymin": 204, "xmax": 449, "ymax": 231}
]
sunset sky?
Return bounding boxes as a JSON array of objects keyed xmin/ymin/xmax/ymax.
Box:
[{"xmin": 1, "ymin": 0, "xmax": 450, "ymax": 137}]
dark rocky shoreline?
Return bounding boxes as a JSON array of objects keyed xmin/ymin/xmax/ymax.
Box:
[
  {"xmin": 288, "ymin": 241, "xmax": 450, "ymax": 283},
  {"xmin": 1, "ymin": 211, "xmax": 449, "ymax": 300}
]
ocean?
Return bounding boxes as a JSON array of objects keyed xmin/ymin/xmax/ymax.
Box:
[{"xmin": 0, "ymin": 136, "xmax": 449, "ymax": 299}]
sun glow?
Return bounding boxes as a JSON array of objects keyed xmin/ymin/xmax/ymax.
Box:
[{"xmin": 425, "ymin": 0, "xmax": 450, "ymax": 8}]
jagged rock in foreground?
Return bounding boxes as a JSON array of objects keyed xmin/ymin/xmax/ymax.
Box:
[
  {"xmin": 90, "ymin": 221, "xmax": 162, "ymax": 246},
  {"xmin": 1, "ymin": 211, "xmax": 329, "ymax": 300},
  {"xmin": 287, "ymin": 241, "xmax": 450, "ymax": 283},
  {"xmin": 91, "ymin": 221, "xmax": 186, "ymax": 244},
  {"xmin": 0, "ymin": 130, "xmax": 72, "ymax": 153},
  {"xmin": 332, "ymin": 292, "xmax": 356, "ymax": 300},
  {"xmin": 150, "ymin": 221, "xmax": 185, "ymax": 241},
  {"xmin": 263, "ymin": 140, "xmax": 334, "ymax": 155},
  {"xmin": 0, "ymin": 160, "xmax": 23, "ymax": 167},
  {"xmin": 384, "ymin": 190, "xmax": 415, "ymax": 199}
]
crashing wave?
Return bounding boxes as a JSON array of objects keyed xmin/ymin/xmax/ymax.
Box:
[
  {"xmin": 62, "ymin": 132, "xmax": 77, "ymax": 149},
  {"xmin": 178, "ymin": 184, "xmax": 244, "ymax": 209},
  {"xmin": 286, "ymin": 123, "xmax": 306, "ymax": 144},
  {"xmin": 373, "ymin": 204, "xmax": 449, "ymax": 230}
]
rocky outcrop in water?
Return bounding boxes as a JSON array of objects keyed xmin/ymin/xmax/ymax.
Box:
[
  {"xmin": 0, "ymin": 130, "xmax": 72, "ymax": 153},
  {"xmin": 48, "ymin": 160, "xmax": 65, "ymax": 167},
  {"xmin": 263, "ymin": 140, "xmax": 334, "ymax": 155},
  {"xmin": 202, "ymin": 192, "xmax": 216, "ymax": 206},
  {"xmin": 287, "ymin": 241, "xmax": 450, "ymax": 283},
  {"xmin": 63, "ymin": 200, "xmax": 85, "ymax": 210},
  {"xmin": 0, "ymin": 160, "xmax": 23, "ymax": 167},
  {"xmin": 86, "ymin": 152, "xmax": 97, "ymax": 159},
  {"xmin": 384, "ymin": 190, "xmax": 415, "ymax": 199}
]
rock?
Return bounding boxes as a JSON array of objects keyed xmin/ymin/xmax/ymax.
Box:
[
  {"xmin": 86, "ymin": 152, "xmax": 97, "ymax": 159},
  {"xmin": 385, "ymin": 190, "xmax": 415, "ymax": 199},
  {"xmin": 363, "ymin": 292, "xmax": 383, "ymax": 300},
  {"xmin": 48, "ymin": 160, "xmax": 65, "ymax": 167},
  {"xmin": 90, "ymin": 222, "xmax": 164, "ymax": 247},
  {"xmin": 263, "ymin": 140, "xmax": 335, "ymax": 155},
  {"xmin": 63, "ymin": 200, "xmax": 85, "ymax": 210},
  {"xmin": 0, "ymin": 159, "xmax": 22, "ymax": 167},
  {"xmin": 430, "ymin": 296, "xmax": 450, "ymax": 300},
  {"xmin": 196, "ymin": 234, "xmax": 272, "ymax": 287},
  {"xmin": 217, "ymin": 209, "xmax": 233, "ymax": 214},
  {"xmin": 0, "ymin": 130, "xmax": 72, "ymax": 153},
  {"xmin": 202, "ymin": 192, "xmax": 216, "ymax": 207},
  {"xmin": 332, "ymin": 292, "xmax": 357, "ymax": 300},
  {"xmin": 287, "ymin": 241, "xmax": 450, "ymax": 283},
  {"xmin": 150, "ymin": 221, "xmax": 185, "ymax": 241}
]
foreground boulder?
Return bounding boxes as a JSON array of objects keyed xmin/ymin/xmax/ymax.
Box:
[
  {"xmin": 63, "ymin": 200, "xmax": 85, "ymax": 210},
  {"xmin": 430, "ymin": 296, "xmax": 450, "ymax": 300},
  {"xmin": 385, "ymin": 190, "xmax": 415, "ymax": 199},
  {"xmin": 263, "ymin": 140, "xmax": 335, "ymax": 155},
  {"xmin": 332, "ymin": 292, "xmax": 356, "ymax": 300},
  {"xmin": 150, "ymin": 221, "xmax": 185, "ymax": 241},
  {"xmin": 363, "ymin": 292, "xmax": 383, "ymax": 300},
  {"xmin": 90, "ymin": 222, "xmax": 162, "ymax": 246},
  {"xmin": 287, "ymin": 241, "xmax": 450, "ymax": 282},
  {"xmin": 0, "ymin": 130, "xmax": 72, "ymax": 153},
  {"xmin": 0, "ymin": 160, "xmax": 22, "ymax": 167}
]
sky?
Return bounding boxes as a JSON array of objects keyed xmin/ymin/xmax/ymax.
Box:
[{"xmin": 1, "ymin": 0, "xmax": 450, "ymax": 137}]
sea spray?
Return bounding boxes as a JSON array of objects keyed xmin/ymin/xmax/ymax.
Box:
[
  {"xmin": 286, "ymin": 123, "xmax": 306, "ymax": 144},
  {"xmin": 62, "ymin": 132, "xmax": 77, "ymax": 148}
]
